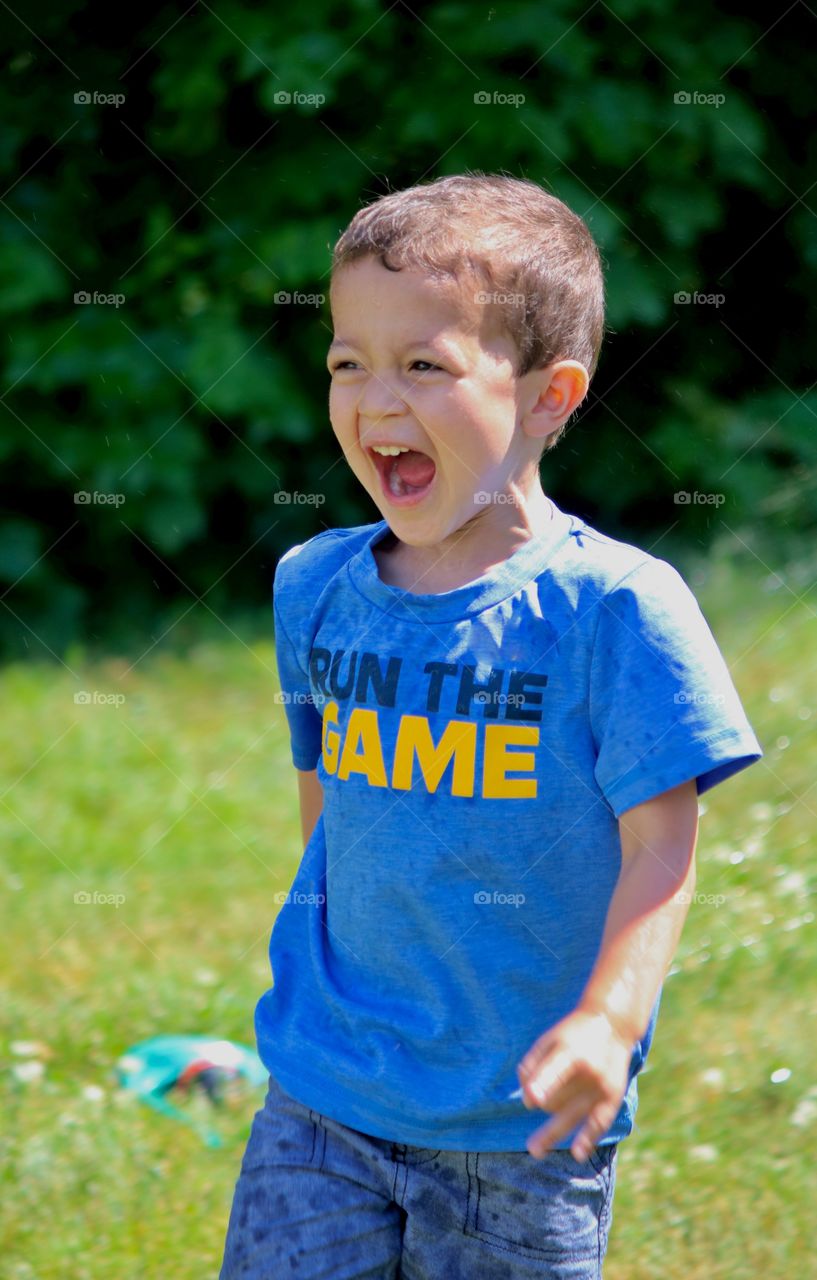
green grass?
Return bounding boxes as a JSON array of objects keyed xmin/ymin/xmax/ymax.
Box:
[{"xmin": 1, "ymin": 540, "xmax": 814, "ymax": 1279}]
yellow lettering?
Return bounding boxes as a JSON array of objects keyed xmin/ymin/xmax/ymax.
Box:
[
  {"xmin": 483, "ymin": 724, "xmax": 539, "ymax": 798},
  {"xmin": 322, "ymin": 700, "xmax": 340, "ymax": 775},
  {"xmin": 337, "ymin": 707, "xmax": 388, "ymax": 786},
  {"xmin": 392, "ymin": 715, "xmax": 476, "ymax": 797},
  {"xmin": 323, "ymin": 707, "xmax": 539, "ymax": 799}
]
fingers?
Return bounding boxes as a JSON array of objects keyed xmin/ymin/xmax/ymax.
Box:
[
  {"xmin": 526, "ymin": 1095, "xmax": 589, "ymax": 1160},
  {"xmin": 521, "ymin": 1048, "xmax": 573, "ymax": 1108},
  {"xmin": 571, "ymin": 1101, "xmax": 620, "ymax": 1160}
]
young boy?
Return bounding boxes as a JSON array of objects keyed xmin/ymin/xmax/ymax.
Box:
[{"xmin": 219, "ymin": 173, "xmax": 763, "ymax": 1279}]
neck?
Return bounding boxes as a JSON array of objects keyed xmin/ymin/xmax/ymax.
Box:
[{"xmin": 384, "ymin": 477, "xmax": 554, "ymax": 594}]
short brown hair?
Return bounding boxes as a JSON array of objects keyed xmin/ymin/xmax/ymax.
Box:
[{"xmin": 330, "ymin": 171, "xmax": 605, "ymax": 453}]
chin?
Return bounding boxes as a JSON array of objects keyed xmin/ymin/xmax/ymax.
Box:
[{"xmin": 386, "ymin": 509, "xmax": 467, "ymax": 549}]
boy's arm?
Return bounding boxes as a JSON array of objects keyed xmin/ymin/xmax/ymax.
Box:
[
  {"xmin": 296, "ymin": 767, "xmax": 324, "ymax": 849},
  {"xmin": 578, "ymin": 776, "xmax": 698, "ymax": 1045},
  {"xmin": 518, "ymin": 778, "xmax": 699, "ymax": 1161}
]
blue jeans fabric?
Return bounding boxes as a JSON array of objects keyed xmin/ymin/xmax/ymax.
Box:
[{"xmin": 219, "ymin": 1074, "xmax": 618, "ymax": 1279}]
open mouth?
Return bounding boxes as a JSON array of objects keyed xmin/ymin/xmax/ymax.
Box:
[{"xmin": 368, "ymin": 445, "xmax": 437, "ymax": 506}]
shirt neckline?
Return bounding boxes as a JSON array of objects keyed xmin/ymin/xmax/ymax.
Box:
[{"xmin": 347, "ymin": 497, "xmax": 575, "ymax": 621}]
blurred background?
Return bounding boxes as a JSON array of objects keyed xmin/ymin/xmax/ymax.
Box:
[{"xmin": 1, "ymin": 3, "xmax": 814, "ymax": 1278}]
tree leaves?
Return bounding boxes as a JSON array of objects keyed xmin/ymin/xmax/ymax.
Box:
[{"xmin": 0, "ymin": 0, "xmax": 809, "ymax": 657}]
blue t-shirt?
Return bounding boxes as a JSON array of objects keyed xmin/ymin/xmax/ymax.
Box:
[{"xmin": 255, "ymin": 497, "xmax": 763, "ymax": 1151}]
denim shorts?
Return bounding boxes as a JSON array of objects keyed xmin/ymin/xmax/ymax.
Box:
[{"xmin": 218, "ymin": 1073, "xmax": 618, "ymax": 1279}]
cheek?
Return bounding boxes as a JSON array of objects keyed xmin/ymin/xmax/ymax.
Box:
[{"xmin": 328, "ymin": 386, "xmax": 354, "ymax": 436}]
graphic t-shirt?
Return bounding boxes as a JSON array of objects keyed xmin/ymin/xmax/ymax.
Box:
[{"xmin": 254, "ymin": 497, "xmax": 763, "ymax": 1151}]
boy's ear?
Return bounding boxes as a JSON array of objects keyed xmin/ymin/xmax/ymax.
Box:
[{"xmin": 520, "ymin": 361, "xmax": 590, "ymax": 443}]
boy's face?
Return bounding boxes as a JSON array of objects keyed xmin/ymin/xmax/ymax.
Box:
[{"xmin": 327, "ymin": 256, "xmax": 564, "ymax": 547}]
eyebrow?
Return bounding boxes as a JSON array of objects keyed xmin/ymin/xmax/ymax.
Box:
[{"xmin": 327, "ymin": 336, "xmax": 457, "ymax": 353}]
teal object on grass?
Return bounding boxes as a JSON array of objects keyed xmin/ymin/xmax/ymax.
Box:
[{"xmin": 116, "ymin": 1035, "xmax": 268, "ymax": 1147}]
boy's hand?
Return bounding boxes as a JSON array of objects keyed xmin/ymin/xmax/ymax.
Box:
[{"xmin": 517, "ymin": 1008, "xmax": 632, "ymax": 1162}]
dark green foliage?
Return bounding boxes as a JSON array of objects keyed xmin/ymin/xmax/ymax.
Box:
[{"xmin": 0, "ymin": 1, "xmax": 812, "ymax": 658}]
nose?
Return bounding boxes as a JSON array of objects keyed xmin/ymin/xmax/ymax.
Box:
[{"xmin": 356, "ymin": 370, "xmax": 407, "ymax": 422}]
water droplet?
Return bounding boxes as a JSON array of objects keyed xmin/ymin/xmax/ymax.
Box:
[{"xmin": 770, "ymin": 1068, "xmax": 791, "ymax": 1084}]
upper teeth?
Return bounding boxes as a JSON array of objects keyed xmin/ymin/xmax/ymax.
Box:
[{"xmin": 371, "ymin": 445, "xmax": 410, "ymax": 456}]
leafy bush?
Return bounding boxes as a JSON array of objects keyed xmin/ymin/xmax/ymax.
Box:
[{"xmin": 0, "ymin": 1, "xmax": 812, "ymax": 658}]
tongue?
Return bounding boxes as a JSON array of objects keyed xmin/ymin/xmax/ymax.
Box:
[{"xmin": 394, "ymin": 449, "xmax": 436, "ymax": 488}]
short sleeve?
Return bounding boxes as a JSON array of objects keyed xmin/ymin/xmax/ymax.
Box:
[
  {"xmin": 273, "ymin": 550, "xmax": 323, "ymax": 772},
  {"xmin": 588, "ymin": 558, "xmax": 763, "ymax": 819}
]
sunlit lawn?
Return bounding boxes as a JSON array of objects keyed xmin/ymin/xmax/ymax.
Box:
[{"xmin": 1, "ymin": 541, "xmax": 814, "ymax": 1279}]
